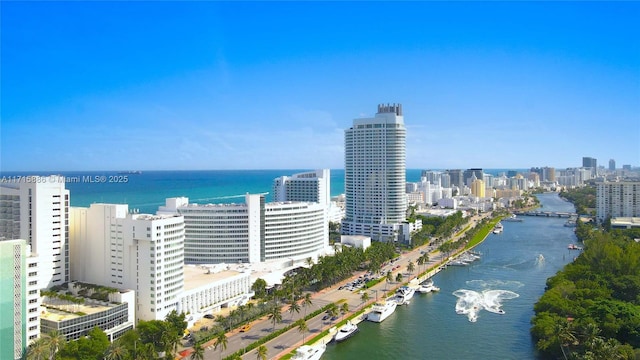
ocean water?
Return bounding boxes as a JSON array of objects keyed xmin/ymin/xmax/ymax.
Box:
[
  {"xmin": 322, "ymin": 193, "xmax": 576, "ymax": 360},
  {"xmin": 0, "ymin": 169, "xmax": 522, "ymax": 213}
]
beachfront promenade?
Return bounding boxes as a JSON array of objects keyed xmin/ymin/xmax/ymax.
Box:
[{"xmin": 182, "ymin": 212, "xmax": 491, "ymax": 360}]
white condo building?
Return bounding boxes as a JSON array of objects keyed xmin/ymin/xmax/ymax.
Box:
[
  {"xmin": 342, "ymin": 103, "xmax": 408, "ymax": 242},
  {"xmin": 158, "ymin": 194, "xmax": 328, "ymax": 266},
  {"xmin": 596, "ymin": 182, "xmax": 640, "ymax": 223},
  {"xmin": 0, "ymin": 240, "xmax": 40, "ymax": 360},
  {"xmin": 70, "ymin": 204, "xmax": 185, "ymax": 321},
  {"xmin": 0, "ymin": 176, "xmax": 70, "ymax": 289},
  {"xmin": 273, "ymin": 169, "xmax": 330, "ymax": 206}
]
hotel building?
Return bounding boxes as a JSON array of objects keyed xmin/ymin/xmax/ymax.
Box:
[
  {"xmin": 70, "ymin": 204, "xmax": 185, "ymax": 321},
  {"xmin": 0, "ymin": 176, "xmax": 70, "ymax": 289},
  {"xmin": 342, "ymin": 103, "xmax": 408, "ymax": 242},
  {"xmin": 0, "ymin": 240, "xmax": 40, "ymax": 360},
  {"xmin": 158, "ymin": 194, "xmax": 328, "ymax": 266}
]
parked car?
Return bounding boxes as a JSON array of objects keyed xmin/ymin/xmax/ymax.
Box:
[{"xmin": 204, "ymin": 314, "xmax": 214, "ymax": 319}]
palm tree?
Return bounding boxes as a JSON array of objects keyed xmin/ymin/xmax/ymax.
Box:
[
  {"xmin": 237, "ymin": 304, "xmax": 247, "ymax": 323},
  {"xmin": 417, "ymin": 256, "xmax": 425, "ymax": 274},
  {"xmin": 295, "ymin": 318, "xmax": 309, "ymax": 345},
  {"xmin": 407, "ymin": 261, "xmax": 415, "ymax": 276},
  {"xmin": 327, "ymin": 303, "xmax": 339, "ymax": 321},
  {"xmin": 360, "ymin": 291, "xmax": 370, "ymax": 309},
  {"xmin": 256, "ymin": 345, "xmax": 268, "ymax": 360},
  {"xmin": 340, "ymin": 302, "xmax": 350, "ymax": 321},
  {"xmin": 385, "ymin": 270, "xmax": 393, "ymax": 291},
  {"xmin": 161, "ymin": 330, "xmax": 180, "ymax": 359},
  {"xmin": 27, "ymin": 338, "xmax": 49, "ymax": 360},
  {"xmin": 137, "ymin": 342, "xmax": 157, "ymax": 360},
  {"xmin": 302, "ymin": 292, "xmax": 313, "ymax": 317},
  {"xmin": 288, "ymin": 297, "xmax": 301, "ymax": 319},
  {"xmin": 268, "ymin": 303, "xmax": 283, "ymax": 330},
  {"xmin": 190, "ymin": 343, "xmax": 205, "ymax": 360},
  {"xmin": 42, "ymin": 330, "xmax": 66, "ymax": 360},
  {"xmin": 214, "ymin": 331, "xmax": 228, "ymax": 359},
  {"xmin": 105, "ymin": 340, "xmax": 129, "ymax": 360},
  {"xmin": 396, "ymin": 272, "xmax": 403, "ymax": 283}
]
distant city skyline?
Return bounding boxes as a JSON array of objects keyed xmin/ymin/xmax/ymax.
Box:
[{"xmin": 2, "ymin": 2, "xmax": 638, "ymax": 171}]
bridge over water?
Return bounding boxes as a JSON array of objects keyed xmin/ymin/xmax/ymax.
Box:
[{"xmin": 512, "ymin": 210, "xmax": 577, "ymax": 218}]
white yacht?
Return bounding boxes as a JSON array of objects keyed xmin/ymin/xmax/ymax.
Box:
[
  {"xmin": 394, "ymin": 286, "xmax": 416, "ymax": 305},
  {"xmin": 366, "ymin": 300, "xmax": 397, "ymax": 323},
  {"xmin": 292, "ymin": 343, "xmax": 326, "ymax": 360},
  {"xmin": 334, "ymin": 321, "xmax": 359, "ymax": 342},
  {"xmin": 417, "ymin": 280, "xmax": 440, "ymax": 293}
]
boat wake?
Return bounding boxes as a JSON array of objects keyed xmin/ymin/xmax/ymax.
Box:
[{"xmin": 453, "ymin": 289, "xmax": 519, "ymax": 322}]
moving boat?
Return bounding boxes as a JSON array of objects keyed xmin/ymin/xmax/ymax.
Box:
[
  {"xmin": 502, "ymin": 214, "xmax": 523, "ymax": 222},
  {"xmin": 334, "ymin": 321, "xmax": 359, "ymax": 342},
  {"xmin": 367, "ymin": 300, "xmax": 397, "ymax": 323},
  {"xmin": 292, "ymin": 343, "xmax": 326, "ymax": 360}
]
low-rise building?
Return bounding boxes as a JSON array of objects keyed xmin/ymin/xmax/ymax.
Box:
[
  {"xmin": 178, "ymin": 265, "xmax": 253, "ymax": 322},
  {"xmin": 40, "ymin": 285, "xmax": 135, "ymax": 341}
]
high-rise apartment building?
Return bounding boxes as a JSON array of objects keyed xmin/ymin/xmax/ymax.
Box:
[
  {"xmin": 609, "ymin": 159, "xmax": 616, "ymax": 171},
  {"xmin": 0, "ymin": 176, "xmax": 70, "ymax": 288},
  {"xmin": 70, "ymin": 204, "xmax": 185, "ymax": 321},
  {"xmin": 342, "ymin": 103, "xmax": 407, "ymax": 242},
  {"xmin": 583, "ymin": 157, "xmax": 598, "ymax": 176},
  {"xmin": 471, "ymin": 179, "xmax": 486, "ymax": 198},
  {"xmin": 464, "ymin": 168, "xmax": 484, "ymax": 187},
  {"xmin": 596, "ymin": 182, "xmax": 640, "ymax": 223},
  {"xmin": 273, "ymin": 169, "xmax": 330, "ymax": 206},
  {"xmin": 446, "ymin": 169, "xmax": 464, "ymax": 189},
  {"xmin": 0, "ymin": 240, "xmax": 40, "ymax": 360}
]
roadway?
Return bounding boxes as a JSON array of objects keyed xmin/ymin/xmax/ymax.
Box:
[{"xmin": 191, "ymin": 212, "xmax": 490, "ymax": 359}]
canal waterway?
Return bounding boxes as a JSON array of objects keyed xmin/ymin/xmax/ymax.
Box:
[{"xmin": 322, "ymin": 193, "xmax": 577, "ymax": 360}]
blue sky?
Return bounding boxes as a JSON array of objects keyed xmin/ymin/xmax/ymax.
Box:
[{"xmin": 2, "ymin": 1, "xmax": 639, "ymax": 171}]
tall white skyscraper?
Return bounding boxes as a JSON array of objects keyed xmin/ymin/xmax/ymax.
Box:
[
  {"xmin": 0, "ymin": 176, "xmax": 70, "ymax": 288},
  {"xmin": 342, "ymin": 104, "xmax": 407, "ymax": 242}
]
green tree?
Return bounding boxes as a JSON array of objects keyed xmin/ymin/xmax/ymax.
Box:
[
  {"xmin": 295, "ymin": 318, "xmax": 309, "ymax": 344},
  {"xmin": 302, "ymin": 292, "xmax": 313, "ymax": 317},
  {"xmin": 360, "ymin": 291, "xmax": 370, "ymax": 309},
  {"xmin": 268, "ymin": 303, "xmax": 283, "ymax": 330},
  {"xmin": 407, "ymin": 261, "xmax": 415, "ymax": 275},
  {"xmin": 27, "ymin": 338, "xmax": 49, "ymax": 360},
  {"xmin": 256, "ymin": 345, "xmax": 268, "ymax": 360},
  {"xmin": 135, "ymin": 343, "xmax": 158, "ymax": 360},
  {"xmin": 42, "ymin": 329, "xmax": 66, "ymax": 360},
  {"xmin": 104, "ymin": 340, "xmax": 130, "ymax": 360},
  {"xmin": 165, "ymin": 310, "xmax": 187, "ymax": 336},
  {"xmin": 385, "ymin": 271, "xmax": 393, "ymax": 291},
  {"xmin": 288, "ymin": 297, "xmax": 301, "ymax": 319},
  {"xmin": 340, "ymin": 302, "xmax": 350, "ymax": 321},
  {"xmin": 396, "ymin": 272, "xmax": 404, "ymax": 283},
  {"xmin": 190, "ymin": 343, "xmax": 205, "ymax": 360},
  {"xmin": 214, "ymin": 331, "xmax": 228, "ymax": 360},
  {"xmin": 252, "ymin": 278, "xmax": 268, "ymax": 298}
]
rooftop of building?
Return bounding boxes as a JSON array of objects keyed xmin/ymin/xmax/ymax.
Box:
[
  {"xmin": 40, "ymin": 289, "xmax": 132, "ymax": 323},
  {"xmin": 183, "ymin": 264, "xmax": 249, "ymax": 291}
]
